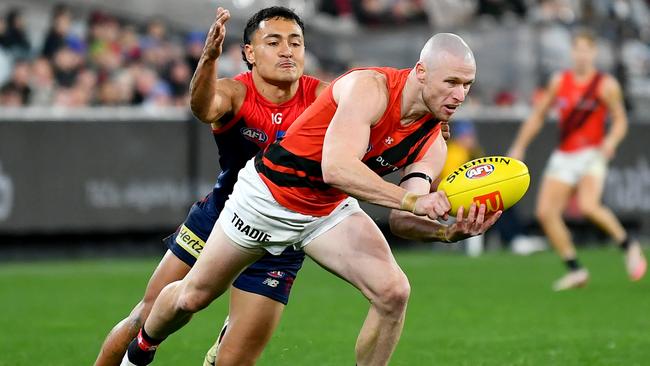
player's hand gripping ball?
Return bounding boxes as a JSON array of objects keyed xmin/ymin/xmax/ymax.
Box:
[{"xmin": 438, "ymin": 156, "xmax": 530, "ymax": 216}]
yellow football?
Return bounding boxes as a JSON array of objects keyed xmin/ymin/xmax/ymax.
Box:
[{"xmin": 438, "ymin": 156, "xmax": 530, "ymax": 216}]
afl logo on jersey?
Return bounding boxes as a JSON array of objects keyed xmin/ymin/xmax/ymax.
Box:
[
  {"xmin": 241, "ymin": 127, "xmax": 268, "ymax": 143},
  {"xmin": 465, "ymin": 164, "xmax": 494, "ymax": 179}
]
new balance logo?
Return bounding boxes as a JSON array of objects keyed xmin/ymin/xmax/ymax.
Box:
[
  {"xmin": 263, "ymin": 278, "xmax": 280, "ymax": 287},
  {"xmin": 231, "ymin": 212, "xmax": 272, "ymax": 242}
]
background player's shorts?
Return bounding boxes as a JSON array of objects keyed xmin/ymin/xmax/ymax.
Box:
[
  {"xmin": 218, "ymin": 159, "xmax": 363, "ymax": 255},
  {"xmin": 163, "ymin": 189, "xmax": 306, "ymax": 304},
  {"xmin": 543, "ymin": 147, "xmax": 607, "ymax": 186}
]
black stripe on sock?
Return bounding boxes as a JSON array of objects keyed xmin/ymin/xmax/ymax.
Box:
[{"xmin": 565, "ymin": 258, "xmax": 581, "ymax": 271}]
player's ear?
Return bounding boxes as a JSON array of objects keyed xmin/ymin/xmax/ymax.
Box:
[
  {"xmin": 415, "ymin": 62, "xmax": 426, "ymax": 84},
  {"xmin": 243, "ymin": 43, "xmax": 255, "ymax": 66}
]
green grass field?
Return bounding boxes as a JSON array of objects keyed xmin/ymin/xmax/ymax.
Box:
[{"xmin": 1, "ymin": 246, "xmax": 649, "ymax": 366}]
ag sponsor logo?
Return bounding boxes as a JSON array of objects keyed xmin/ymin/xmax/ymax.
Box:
[
  {"xmin": 231, "ymin": 212, "xmax": 272, "ymax": 242},
  {"xmin": 465, "ymin": 164, "xmax": 494, "ymax": 179},
  {"xmin": 0, "ymin": 162, "xmax": 13, "ymax": 221},
  {"xmin": 240, "ymin": 127, "xmax": 268, "ymax": 144},
  {"xmin": 473, "ymin": 191, "xmax": 504, "ymax": 212},
  {"xmin": 175, "ymin": 224, "xmax": 205, "ymax": 258}
]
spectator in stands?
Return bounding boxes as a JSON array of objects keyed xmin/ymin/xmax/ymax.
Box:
[
  {"xmin": 29, "ymin": 57, "xmax": 56, "ymax": 106},
  {"xmin": 42, "ymin": 4, "xmax": 73, "ymax": 58},
  {"xmin": 97, "ymin": 78, "xmax": 122, "ymax": 105},
  {"xmin": 0, "ymin": 58, "xmax": 30, "ymax": 105},
  {"xmin": 184, "ymin": 31, "xmax": 204, "ymax": 71},
  {"xmin": 119, "ymin": 25, "xmax": 141, "ymax": 63},
  {"xmin": 319, "ymin": 0, "xmax": 355, "ymax": 17},
  {"xmin": 166, "ymin": 60, "xmax": 191, "ymax": 106},
  {"xmin": 477, "ymin": 0, "xmax": 527, "ymax": 20},
  {"xmin": 0, "ymin": 82, "xmax": 22, "ymax": 106},
  {"xmin": 133, "ymin": 66, "xmax": 171, "ymax": 106},
  {"xmin": 74, "ymin": 68, "xmax": 98, "ymax": 104},
  {"xmin": 52, "ymin": 46, "xmax": 83, "ymax": 88},
  {"xmin": 0, "ymin": 8, "xmax": 31, "ymax": 58},
  {"xmin": 217, "ymin": 41, "xmax": 249, "ymax": 77},
  {"xmin": 352, "ymin": 0, "xmax": 427, "ymax": 26}
]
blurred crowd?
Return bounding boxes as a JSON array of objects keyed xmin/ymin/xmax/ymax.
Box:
[
  {"xmin": 0, "ymin": 4, "xmax": 208, "ymax": 107},
  {"xmin": 1, "ymin": 0, "xmax": 649, "ymax": 110}
]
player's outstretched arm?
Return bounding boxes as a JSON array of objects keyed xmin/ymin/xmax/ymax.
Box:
[
  {"xmin": 321, "ymin": 71, "xmax": 449, "ymax": 220},
  {"xmin": 189, "ymin": 7, "xmax": 244, "ymax": 126},
  {"xmin": 599, "ymin": 75, "xmax": 628, "ymax": 159},
  {"xmin": 508, "ymin": 73, "xmax": 561, "ymax": 160}
]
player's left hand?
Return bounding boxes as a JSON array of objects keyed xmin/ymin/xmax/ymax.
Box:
[
  {"xmin": 601, "ymin": 140, "xmax": 616, "ymax": 160},
  {"xmin": 444, "ymin": 204, "xmax": 502, "ymax": 243},
  {"xmin": 440, "ymin": 122, "xmax": 450, "ymax": 141}
]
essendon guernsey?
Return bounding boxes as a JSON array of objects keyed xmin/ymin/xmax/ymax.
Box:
[
  {"xmin": 256, "ymin": 67, "xmax": 441, "ymax": 216},
  {"xmin": 556, "ymin": 70, "xmax": 607, "ymax": 152}
]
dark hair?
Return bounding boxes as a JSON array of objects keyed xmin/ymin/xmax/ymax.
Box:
[{"xmin": 241, "ymin": 6, "xmax": 305, "ymax": 70}]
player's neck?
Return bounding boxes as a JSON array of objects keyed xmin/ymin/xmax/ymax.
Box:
[
  {"xmin": 573, "ymin": 66, "xmax": 596, "ymax": 82},
  {"xmin": 399, "ymin": 71, "xmax": 428, "ymax": 125},
  {"xmin": 251, "ymin": 71, "xmax": 298, "ymax": 104}
]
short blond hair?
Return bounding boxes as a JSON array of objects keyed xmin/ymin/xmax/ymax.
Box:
[{"xmin": 572, "ymin": 29, "xmax": 597, "ymax": 46}]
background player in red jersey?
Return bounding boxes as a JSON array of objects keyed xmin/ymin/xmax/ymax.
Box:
[
  {"xmin": 122, "ymin": 33, "xmax": 500, "ymax": 366},
  {"xmin": 509, "ymin": 30, "xmax": 646, "ymax": 291},
  {"xmin": 96, "ymin": 7, "xmax": 330, "ymax": 366}
]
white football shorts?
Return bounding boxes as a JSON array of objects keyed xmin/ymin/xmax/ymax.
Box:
[
  {"xmin": 217, "ymin": 159, "xmax": 363, "ymax": 255},
  {"xmin": 543, "ymin": 147, "xmax": 607, "ymax": 186}
]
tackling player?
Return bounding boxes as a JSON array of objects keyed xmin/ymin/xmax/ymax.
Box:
[
  {"xmin": 96, "ymin": 7, "xmax": 327, "ymax": 366},
  {"xmin": 509, "ymin": 30, "xmax": 646, "ymax": 290}
]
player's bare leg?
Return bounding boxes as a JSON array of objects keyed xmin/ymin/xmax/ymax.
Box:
[
  {"xmin": 204, "ymin": 287, "xmax": 285, "ymax": 366},
  {"xmin": 95, "ymin": 251, "xmax": 190, "ymax": 366},
  {"xmin": 536, "ymin": 176, "xmax": 589, "ymax": 290},
  {"xmin": 536, "ymin": 177, "xmax": 575, "ymax": 259},
  {"xmin": 141, "ymin": 225, "xmax": 263, "ymax": 343},
  {"xmin": 304, "ymin": 212, "xmax": 410, "ymax": 366},
  {"xmin": 577, "ymin": 174, "xmax": 646, "ymax": 280},
  {"xmin": 576, "ymin": 174, "xmax": 625, "ymax": 241}
]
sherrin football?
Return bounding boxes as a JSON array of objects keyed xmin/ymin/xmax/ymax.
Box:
[{"xmin": 438, "ymin": 156, "xmax": 530, "ymax": 216}]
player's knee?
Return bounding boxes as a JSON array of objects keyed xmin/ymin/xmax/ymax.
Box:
[
  {"xmin": 535, "ymin": 205, "xmax": 555, "ymax": 223},
  {"xmin": 128, "ymin": 301, "xmax": 148, "ymax": 329},
  {"xmin": 176, "ymin": 286, "xmax": 215, "ymax": 313},
  {"xmin": 372, "ymin": 272, "xmax": 411, "ymax": 316},
  {"xmin": 577, "ymin": 198, "xmax": 598, "ymax": 216}
]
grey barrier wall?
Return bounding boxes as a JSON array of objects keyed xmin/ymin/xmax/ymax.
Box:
[
  {"xmin": 0, "ymin": 112, "xmax": 221, "ymax": 234},
  {"xmin": 1, "ymin": 115, "xmax": 649, "ymax": 235}
]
